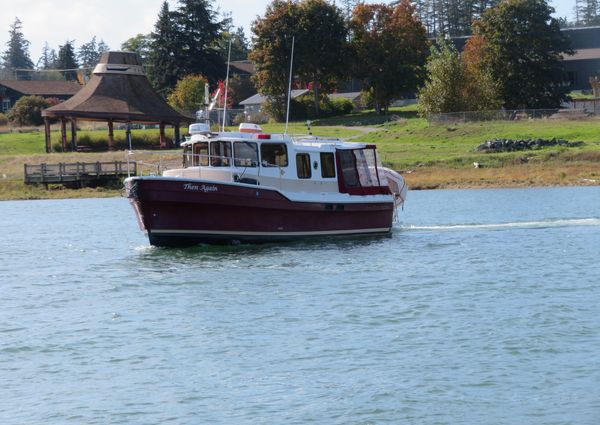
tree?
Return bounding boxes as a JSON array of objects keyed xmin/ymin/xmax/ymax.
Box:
[
  {"xmin": 215, "ymin": 26, "xmax": 250, "ymax": 61},
  {"xmin": 78, "ymin": 36, "xmax": 99, "ymax": 68},
  {"xmin": 56, "ymin": 40, "xmax": 79, "ymax": 80},
  {"xmin": 148, "ymin": 0, "xmax": 226, "ymax": 96},
  {"xmin": 121, "ymin": 33, "xmax": 152, "ymax": 64},
  {"xmin": 167, "ymin": 74, "xmax": 209, "ymax": 111},
  {"xmin": 250, "ymin": 0, "xmax": 348, "ymax": 119},
  {"xmin": 474, "ymin": 0, "xmax": 573, "ymax": 109},
  {"xmin": 2, "ymin": 18, "xmax": 34, "ymax": 78},
  {"xmin": 37, "ymin": 42, "xmax": 54, "ymax": 69},
  {"xmin": 7, "ymin": 95, "xmax": 49, "ymax": 126},
  {"xmin": 351, "ymin": 1, "xmax": 429, "ymax": 114},
  {"xmin": 227, "ymin": 74, "xmax": 256, "ymax": 106},
  {"xmin": 148, "ymin": 1, "xmax": 181, "ymax": 95},
  {"xmin": 175, "ymin": 0, "xmax": 226, "ymax": 83},
  {"xmin": 417, "ymin": 38, "xmax": 500, "ymax": 115}
]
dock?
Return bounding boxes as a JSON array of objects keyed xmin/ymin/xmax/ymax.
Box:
[{"xmin": 24, "ymin": 161, "xmax": 136, "ymax": 188}]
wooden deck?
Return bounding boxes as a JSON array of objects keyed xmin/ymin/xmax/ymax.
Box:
[{"xmin": 24, "ymin": 161, "xmax": 136, "ymax": 188}]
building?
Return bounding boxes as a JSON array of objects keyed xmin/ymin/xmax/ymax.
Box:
[
  {"xmin": 0, "ymin": 80, "xmax": 82, "ymax": 113},
  {"xmin": 561, "ymin": 26, "xmax": 600, "ymax": 90},
  {"xmin": 447, "ymin": 26, "xmax": 600, "ymax": 92}
]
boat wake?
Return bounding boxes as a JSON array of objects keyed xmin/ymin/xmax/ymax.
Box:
[{"xmin": 399, "ymin": 218, "xmax": 600, "ymax": 232}]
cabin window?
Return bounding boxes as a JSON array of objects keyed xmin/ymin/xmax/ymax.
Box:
[
  {"xmin": 193, "ymin": 142, "xmax": 209, "ymax": 166},
  {"xmin": 210, "ymin": 141, "xmax": 232, "ymax": 166},
  {"xmin": 355, "ymin": 148, "xmax": 378, "ymax": 187},
  {"xmin": 320, "ymin": 152, "xmax": 336, "ymax": 178},
  {"xmin": 260, "ymin": 143, "xmax": 288, "ymax": 167},
  {"xmin": 234, "ymin": 141, "xmax": 258, "ymax": 167},
  {"xmin": 296, "ymin": 153, "xmax": 311, "ymax": 179},
  {"xmin": 338, "ymin": 150, "xmax": 360, "ymax": 188}
]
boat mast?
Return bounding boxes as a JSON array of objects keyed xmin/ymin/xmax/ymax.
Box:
[
  {"xmin": 222, "ymin": 38, "xmax": 232, "ymax": 132},
  {"xmin": 284, "ymin": 36, "xmax": 295, "ymax": 137}
]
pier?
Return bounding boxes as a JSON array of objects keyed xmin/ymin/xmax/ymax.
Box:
[{"xmin": 24, "ymin": 161, "xmax": 136, "ymax": 188}]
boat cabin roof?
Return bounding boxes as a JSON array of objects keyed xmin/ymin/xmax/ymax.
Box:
[{"xmin": 181, "ymin": 131, "xmax": 366, "ymax": 151}]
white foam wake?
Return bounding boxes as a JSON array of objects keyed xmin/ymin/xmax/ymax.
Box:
[{"xmin": 400, "ymin": 218, "xmax": 600, "ymax": 231}]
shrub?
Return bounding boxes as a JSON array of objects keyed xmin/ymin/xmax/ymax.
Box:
[
  {"xmin": 0, "ymin": 113, "xmax": 8, "ymax": 126},
  {"xmin": 8, "ymin": 95, "xmax": 49, "ymax": 126},
  {"xmin": 51, "ymin": 130, "xmax": 164, "ymax": 152}
]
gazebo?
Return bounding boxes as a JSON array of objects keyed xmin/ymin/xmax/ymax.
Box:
[{"xmin": 42, "ymin": 51, "xmax": 193, "ymax": 153}]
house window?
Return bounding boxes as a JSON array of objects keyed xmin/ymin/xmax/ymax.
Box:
[
  {"xmin": 296, "ymin": 153, "xmax": 311, "ymax": 179},
  {"xmin": 261, "ymin": 143, "xmax": 288, "ymax": 167},
  {"xmin": 1, "ymin": 98, "xmax": 10, "ymax": 112},
  {"xmin": 320, "ymin": 152, "xmax": 336, "ymax": 178}
]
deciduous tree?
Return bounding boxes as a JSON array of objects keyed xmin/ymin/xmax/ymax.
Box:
[
  {"xmin": 167, "ymin": 74, "xmax": 209, "ymax": 111},
  {"xmin": 351, "ymin": 1, "xmax": 429, "ymax": 114},
  {"xmin": 474, "ymin": 0, "xmax": 572, "ymax": 109},
  {"xmin": 121, "ymin": 34, "xmax": 152, "ymax": 64}
]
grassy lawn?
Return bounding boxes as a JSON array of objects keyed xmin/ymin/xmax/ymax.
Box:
[{"xmin": 1, "ymin": 107, "xmax": 600, "ymax": 198}]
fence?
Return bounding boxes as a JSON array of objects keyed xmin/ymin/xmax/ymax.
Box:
[{"xmin": 427, "ymin": 107, "xmax": 599, "ymax": 123}]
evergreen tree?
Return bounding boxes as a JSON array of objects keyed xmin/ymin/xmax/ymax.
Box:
[
  {"xmin": 78, "ymin": 36, "xmax": 99, "ymax": 68},
  {"xmin": 97, "ymin": 40, "xmax": 110, "ymax": 55},
  {"xmin": 148, "ymin": 1, "xmax": 181, "ymax": 95},
  {"xmin": 175, "ymin": 0, "xmax": 226, "ymax": 84},
  {"xmin": 215, "ymin": 26, "xmax": 250, "ymax": 62},
  {"xmin": 37, "ymin": 41, "xmax": 53, "ymax": 69},
  {"xmin": 56, "ymin": 40, "xmax": 79, "ymax": 80},
  {"xmin": 575, "ymin": 0, "xmax": 600, "ymax": 25},
  {"xmin": 2, "ymin": 18, "xmax": 34, "ymax": 78}
]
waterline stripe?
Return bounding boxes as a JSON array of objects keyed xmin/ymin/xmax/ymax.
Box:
[{"xmin": 151, "ymin": 228, "xmax": 391, "ymax": 236}]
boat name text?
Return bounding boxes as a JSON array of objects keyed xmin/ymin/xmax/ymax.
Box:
[{"xmin": 183, "ymin": 183, "xmax": 218, "ymax": 192}]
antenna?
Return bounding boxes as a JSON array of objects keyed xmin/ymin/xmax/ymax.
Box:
[
  {"xmin": 284, "ymin": 36, "xmax": 295, "ymax": 136},
  {"xmin": 222, "ymin": 38, "xmax": 232, "ymax": 132}
]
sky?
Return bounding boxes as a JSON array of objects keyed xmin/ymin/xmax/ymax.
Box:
[{"xmin": 1, "ymin": 0, "xmax": 575, "ymax": 66}]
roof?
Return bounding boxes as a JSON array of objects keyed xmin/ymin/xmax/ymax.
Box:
[
  {"xmin": 229, "ymin": 60, "xmax": 255, "ymax": 76},
  {"xmin": 239, "ymin": 89, "xmax": 309, "ymax": 106},
  {"xmin": 0, "ymin": 80, "xmax": 82, "ymax": 96},
  {"xmin": 42, "ymin": 51, "xmax": 191, "ymax": 124},
  {"xmin": 563, "ymin": 48, "xmax": 600, "ymax": 61}
]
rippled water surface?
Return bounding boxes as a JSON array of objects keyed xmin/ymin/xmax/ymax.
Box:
[{"xmin": 1, "ymin": 187, "xmax": 600, "ymax": 424}]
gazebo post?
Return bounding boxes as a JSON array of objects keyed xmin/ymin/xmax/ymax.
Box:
[
  {"xmin": 44, "ymin": 117, "xmax": 51, "ymax": 153},
  {"xmin": 60, "ymin": 118, "xmax": 67, "ymax": 152},
  {"xmin": 108, "ymin": 120, "xmax": 115, "ymax": 151},
  {"xmin": 174, "ymin": 124, "xmax": 180, "ymax": 147},
  {"xmin": 159, "ymin": 122, "xmax": 167, "ymax": 149},
  {"xmin": 70, "ymin": 118, "xmax": 77, "ymax": 151}
]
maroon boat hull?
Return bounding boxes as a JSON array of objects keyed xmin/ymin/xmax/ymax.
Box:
[{"xmin": 126, "ymin": 177, "xmax": 394, "ymax": 246}]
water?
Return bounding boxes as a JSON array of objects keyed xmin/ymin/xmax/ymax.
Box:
[{"xmin": 1, "ymin": 187, "xmax": 600, "ymax": 424}]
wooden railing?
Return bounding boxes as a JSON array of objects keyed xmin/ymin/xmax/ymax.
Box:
[{"xmin": 24, "ymin": 161, "xmax": 136, "ymax": 186}]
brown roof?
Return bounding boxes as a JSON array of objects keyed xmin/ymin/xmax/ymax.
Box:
[
  {"xmin": 42, "ymin": 51, "xmax": 192, "ymax": 124},
  {"xmin": 0, "ymin": 80, "xmax": 82, "ymax": 96},
  {"xmin": 230, "ymin": 60, "xmax": 255, "ymax": 76}
]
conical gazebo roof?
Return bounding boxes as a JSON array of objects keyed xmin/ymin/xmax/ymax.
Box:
[{"xmin": 42, "ymin": 51, "xmax": 191, "ymax": 124}]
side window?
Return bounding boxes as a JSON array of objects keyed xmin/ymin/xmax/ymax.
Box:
[
  {"xmin": 296, "ymin": 153, "xmax": 311, "ymax": 179},
  {"xmin": 210, "ymin": 141, "xmax": 232, "ymax": 166},
  {"xmin": 320, "ymin": 152, "xmax": 336, "ymax": 178},
  {"xmin": 234, "ymin": 141, "xmax": 258, "ymax": 167},
  {"xmin": 193, "ymin": 142, "xmax": 208, "ymax": 166},
  {"xmin": 261, "ymin": 143, "xmax": 288, "ymax": 167}
]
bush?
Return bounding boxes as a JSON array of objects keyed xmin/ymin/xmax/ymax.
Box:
[
  {"xmin": 8, "ymin": 95, "xmax": 50, "ymax": 126},
  {"xmin": 0, "ymin": 113, "xmax": 8, "ymax": 126},
  {"xmin": 290, "ymin": 96, "xmax": 354, "ymax": 120}
]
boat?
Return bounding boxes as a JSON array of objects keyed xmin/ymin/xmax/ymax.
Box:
[{"xmin": 125, "ymin": 123, "xmax": 407, "ymax": 246}]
